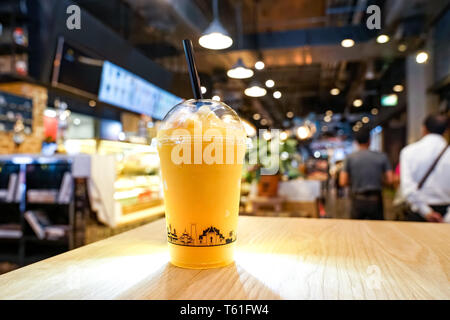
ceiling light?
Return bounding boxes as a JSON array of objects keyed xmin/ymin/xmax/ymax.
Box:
[
  {"xmin": 341, "ymin": 39, "xmax": 355, "ymax": 48},
  {"xmin": 280, "ymin": 131, "xmax": 289, "ymax": 141},
  {"xmin": 314, "ymin": 151, "xmax": 321, "ymax": 158},
  {"xmin": 89, "ymin": 100, "xmax": 96, "ymax": 107},
  {"xmin": 326, "ymin": 110, "xmax": 333, "ymax": 116},
  {"xmin": 371, "ymin": 108, "xmax": 379, "ymax": 115},
  {"xmin": 381, "ymin": 94, "xmax": 398, "ymax": 106},
  {"xmin": 398, "ymin": 44, "xmax": 407, "ymax": 52},
  {"xmin": 260, "ymin": 118, "xmax": 268, "ymax": 126},
  {"xmin": 198, "ymin": 0, "xmax": 233, "ymax": 50},
  {"xmin": 255, "ymin": 61, "xmax": 265, "ymax": 70},
  {"xmin": 253, "ymin": 113, "xmax": 261, "ymax": 121},
  {"xmin": 330, "ymin": 88, "xmax": 340, "ymax": 95},
  {"xmin": 376, "ymin": 34, "xmax": 389, "ymax": 44},
  {"xmin": 201, "ymin": 86, "xmax": 207, "ymax": 94},
  {"xmin": 324, "ymin": 115, "xmax": 332, "ymax": 123},
  {"xmin": 265, "ymin": 79, "xmax": 275, "ymax": 88},
  {"xmin": 356, "ymin": 121, "xmax": 362, "ymax": 127},
  {"xmin": 273, "ymin": 91, "xmax": 282, "ymax": 99},
  {"xmin": 393, "ymin": 84, "xmax": 404, "ymax": 92},
  {"xmin": 245, "ymin": 81, "xmax": 267, "ymax": 97},
  {"xmin": 353, "ymin": 126, "xmax": 359, "ymax": 132},
  {"xmin": 416, "ymin": 51, "xmax": 429, "ymax": 64},
  {"xmin": 362, "ymin": 116, "xmax": 370, "ymax": 123},
  {"xmin": 227, "ymin": 58, "xmax": 254, "ymax": 79},
  {"xmin": 263, "ymin": 131, "xmax": 272, "ymax": 141},
  {"xmin": 199, "ymin": 27, "xmax": 233, "ymax": 50},
  {"xmin": 353, "ymin": 99, "xmax": 363, "ymax": 107},
  {"xmin": 286, "ymin": 111, "xmax": 294, "ymax": 118},
  {"xmin": 212, "ymin": 95, "xmax": 221, "ymax": 101},
  {"xmin": 297, "ymin": 126, "xmax": 310, "ymax": 140}
]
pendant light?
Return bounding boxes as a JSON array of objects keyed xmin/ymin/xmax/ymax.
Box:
[
  {"xmin": 227, "ymin": 58, "xmax": 254, "ymax": 79},
  {"xmin": 227, "ymin": 2, "xmax": 253, "ymax": 79},
  {"xmin": 245, "ymin": 80, "xmax": 267, "ymax": 97},
  {"xmin": 199, "ymin": 0, "xmax": 233, "ymax": 50}
]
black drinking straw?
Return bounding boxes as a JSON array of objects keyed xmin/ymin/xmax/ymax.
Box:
[{"xmin": 182, "ymin": 39, "xmax": 203, "ymax": 100}]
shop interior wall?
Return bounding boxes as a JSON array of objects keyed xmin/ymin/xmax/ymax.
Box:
[{"xmin": 0, "ymin": 82, "xmax": 47, "ymax": 154}]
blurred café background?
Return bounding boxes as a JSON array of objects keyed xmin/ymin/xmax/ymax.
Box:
[{"xmin": 0, "ymin": 0, "xmax": 449, "ymax": 274}]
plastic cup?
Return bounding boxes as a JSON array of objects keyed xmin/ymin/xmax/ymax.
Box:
[{"xmin": 157, "ymin": 99, "xmax": 246, "ymax": 269}]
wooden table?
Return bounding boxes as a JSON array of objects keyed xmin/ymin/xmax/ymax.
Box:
[{"xmin": 0, "ymin": 216, "xmax": 449, "ymax": 299}]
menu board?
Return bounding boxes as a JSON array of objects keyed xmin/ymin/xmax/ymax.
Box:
[
  {"xmin": 0, "ymin": 90, "xmax": 33, "ymax": 133},
  {"xmin": 98, "ymin": 61, "xmax": 182, "ymax": 119}
]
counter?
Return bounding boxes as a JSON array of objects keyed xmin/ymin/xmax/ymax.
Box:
[{"xmin": 0, "ymin": 216, "xmax": 448, "ymax": 299}]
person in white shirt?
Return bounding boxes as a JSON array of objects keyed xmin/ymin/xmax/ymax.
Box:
[{"xmin": 400, "ymin": 114, "xmax": 449, "ymax": 222}]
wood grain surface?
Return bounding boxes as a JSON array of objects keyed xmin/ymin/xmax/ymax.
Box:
[{"xmin": 0, "ymin": 216, "xmax": 448, "ymax": 300}]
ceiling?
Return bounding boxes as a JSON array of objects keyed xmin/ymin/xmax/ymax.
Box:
[{"xmin": 75, "ymin": 0, "xmax": 449, "ymax": 129}]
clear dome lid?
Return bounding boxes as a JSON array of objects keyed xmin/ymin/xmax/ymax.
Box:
[{"xmin": 157, "ymin": 99, "xmax": 246, "ymax": 142}]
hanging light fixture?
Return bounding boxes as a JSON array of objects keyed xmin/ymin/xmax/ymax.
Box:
[
  {"xmin": 199, "ymin": 0, "xmax": 233, "ymax": 50},
  {"xmin": 227, "ymin": 58, "xmax": 254, "ymax": 79},
  {"xmin": 227, "ymin": 2, "xmax": 253, "ymax": 79},
  {"xmin": 245, "ymin": 80, "xmax": 267, "ymax": 97}
]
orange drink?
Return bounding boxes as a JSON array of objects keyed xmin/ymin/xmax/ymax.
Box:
[{"xmin": 157, "ymin": 99, "xmax": 246, "ymax": 269}]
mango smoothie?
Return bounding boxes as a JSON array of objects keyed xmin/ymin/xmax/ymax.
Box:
[{"xmin": 157, "ymin": 99, "xmax": 246, "ymax": 269}]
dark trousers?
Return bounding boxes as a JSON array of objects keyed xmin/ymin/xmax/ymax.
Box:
[
  {"xmin": 351, "ymin": 191, "xmax": 384, "ymax": 220},
  {"xmin": 406, "ymin": 205, "xmax": 448, "ymax": 222}
]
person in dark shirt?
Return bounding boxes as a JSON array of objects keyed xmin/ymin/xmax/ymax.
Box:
[{"xmin": 339, "ymin": 130, "xmax": 393, "ymax": 220}]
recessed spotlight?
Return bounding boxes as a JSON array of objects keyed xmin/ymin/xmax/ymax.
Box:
[
  {"xmin": 286, "ymin": 111, "xmax": 294, "ymax": 118},
  {"xmin": 89, "ymin": 100, "xmax": 96, "ymax": 107},
  {"xmin": 398, "ymin": 44, "xmax": 407, "ymax": 52},
  {"xmin": 376, "ymin": 34, "xmax": 389, "ymax": 44},
  {"xmin": 326, "ymin": 110, "xmax": 333, "ymax": 116},
  {"xmin": 255, "ymin": 61, "xmax": 265, "ymax": 70},
  {"xmin": 330, "ymin": 88, "xmax": 340, "ymax": 95},
  {"xmin": 362, "ymin": 116, "xmax": 370, "ymax": 123},
  {"xmin": 416, "ymin": 51, "xmax": 429, "ymax": 64},
  {"xmin": 253, "ymin": 113, "xmax": 261, "ymax": 121},
  {"xmin": 201, "ymin": 86, "xmax": 207, "ymax": 94},
  {"xmin": 265, "ymin": 79, "xmax": 275, "ymax": 88},
  {"xmin": 324, "ymin": 115, "xmax": 332, "ymax": 123},
  {"xmin": 393, "ymin": 84, "xmax": 404, "ymax": 92},
  {"xmin": 353, "ymin": 99, "xmax": 363, "ymax": 107},
  {"xmin": 371, "ymin": 108, "xmax": 379, "ymax": 115},
  {"xmin": 273, "ymin": 91, "xmax": 282, "ymax": 99},
  {"xmin": 341, "ymin": 39, "xmax": 355, "ymax": 48},
  {"xmin": 260, "ymin": 118, "xmax": 268, "ymax": 126},
  {"xmin": 212, "ymin": 95, "xmax": 221, "ymax": 101}
]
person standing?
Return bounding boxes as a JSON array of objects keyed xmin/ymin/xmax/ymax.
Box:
[
  {"xmin": 339, "ymin": 130, "xmax": 393, "ymax": 220},
  {"xmin": 399, "ymin": 114, "xmax": 449, "ymax": 222}
]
